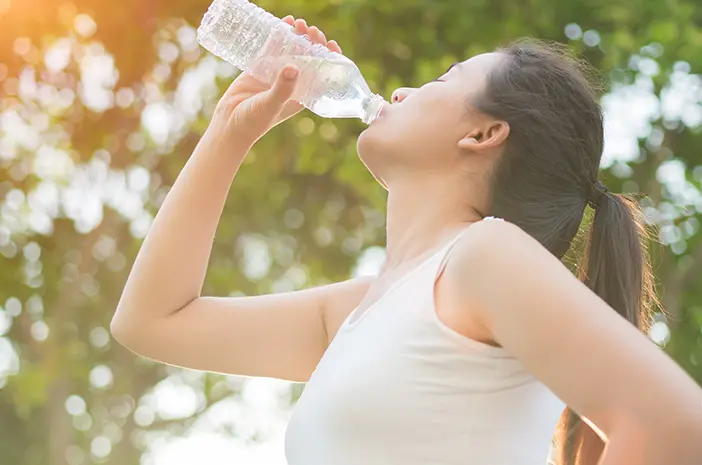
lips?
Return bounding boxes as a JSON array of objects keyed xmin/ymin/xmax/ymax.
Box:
[{"xmin": 376, "ymin": 103, "xmax": 389, "ymax": 120}]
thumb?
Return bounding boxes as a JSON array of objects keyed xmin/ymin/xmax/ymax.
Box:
[{"xmin": 258, "ymin": 65, "xmax": 299, "ymax": 114}]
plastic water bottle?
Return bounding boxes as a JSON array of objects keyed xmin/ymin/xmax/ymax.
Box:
[{"xmin": 197, "ymin": 0, "xmax": 387, "ymax": 124}]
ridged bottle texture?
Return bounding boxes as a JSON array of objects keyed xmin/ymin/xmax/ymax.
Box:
[{"xmin": 197, "ymin": 0, "xmax": 386, "ymax": 124}]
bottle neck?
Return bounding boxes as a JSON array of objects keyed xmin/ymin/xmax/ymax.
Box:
[{"xmin": 361, "ymin": 94, "xmax": 387, "ymax": 125}]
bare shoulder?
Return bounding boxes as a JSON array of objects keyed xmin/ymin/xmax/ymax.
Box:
[
  {"xmin": 452, "ymin": 218, "xmax": 555, "ymax": 271},
  {"xmin": 445, "ymin": 218, "xmax": 570, "ymax": 319}
]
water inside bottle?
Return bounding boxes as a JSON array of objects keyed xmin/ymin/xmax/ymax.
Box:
[
  {"xmin": 290, "ymin": 56, "xmax": 363, "ymax": 115},
  {"xmin": 251, "ymin": 54, "xmax": 381, "ymax": 120}
]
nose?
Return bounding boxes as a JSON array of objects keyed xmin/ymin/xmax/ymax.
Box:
[{"xmin": 391, "ymin": 87, "xmax": 414, "ymax": 104}]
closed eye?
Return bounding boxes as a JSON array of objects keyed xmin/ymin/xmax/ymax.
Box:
[
  {"xmin": 432, "ymin": 62, "xmax": 459, "ymax": 82},
  {"xmin": 430, "ymin": 63, "xmax": 458, "ymax": 83}
]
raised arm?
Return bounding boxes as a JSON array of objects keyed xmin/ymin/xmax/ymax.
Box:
[{"xmin": 110, "ymin": 20, "xmax": 370, "ymax": 382}]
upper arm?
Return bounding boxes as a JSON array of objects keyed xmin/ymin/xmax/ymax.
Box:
[
  {"xmin": 111, "ymin": 276, "xmax": 372, "ymax": 382},
  {"xmin": 451, "ymin": 220, "xmax": 702, "ymax": 440}
]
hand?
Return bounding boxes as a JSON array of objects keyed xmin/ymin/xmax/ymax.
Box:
[
  {"xmin": 208, "ymin": 16, "xmax": 343, "ymax": 150},
  {"xmin": 270, "ymin": 17, "xmax": 344, "ymax": 125}
]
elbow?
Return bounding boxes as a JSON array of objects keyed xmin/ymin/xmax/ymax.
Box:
[
  {"xmin": 110, "ymin": 312, "xmax": 132, "ymax": 348},
  {"xmin": 110, "ymin": 312, "xmax": 154, "ymax": 359},
  {"xmin": 110, "ymin": 306, "xmax": 144, "ymax": 351},
  {"xmin": 110, "ymin": 298, "xmax": 195, "ymax": 357},
  {"xmin": 109, "ymin": 313, "xmax": 127, "ymax": 343}
]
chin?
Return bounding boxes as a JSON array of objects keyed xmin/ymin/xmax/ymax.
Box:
[
  {"xmin": 357, "ymin": 126, "xmax": 379, "ymax": 159},
  {"xmin": 356, "ymin": 125, "xmax": 371, "ymax": 149},
  {"xmin": 356, "ymin": 127, "xmax": 392, "ymax": 187},
  {"xmin": 357, "ymin": 120, "xmax": 396, "ymax": 153}
]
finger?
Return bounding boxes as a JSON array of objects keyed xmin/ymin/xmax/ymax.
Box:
[
  {"xmin": 327, "ymin": 40, "xmax": 342, "ymax": 54},
  {"xmin": 308, "ymin": 26, "xmax": 327, "ymax": 45},
  {"xmin": 223, "ymin": 75, "xmax": 247, "ymax": 99},
  {"xmin": 258, "ymin": 65, "xmax": 299, "ymax": 112},
  {"xmin": 294, "ymin": 18, "xmax": 307, "ymax": 35},
  {"xmin": 282, "ymin": 15, "xmax": 294, "ymax": 26}
]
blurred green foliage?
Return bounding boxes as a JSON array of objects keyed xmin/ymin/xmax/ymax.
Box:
[{"xmin": 1, "ymin": 0, "xmax": 702, "ymax": 464}]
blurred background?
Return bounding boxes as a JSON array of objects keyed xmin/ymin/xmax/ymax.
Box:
[{"xmin": 1, "ymin": 0, "xmax": 702, "ymax": 464}]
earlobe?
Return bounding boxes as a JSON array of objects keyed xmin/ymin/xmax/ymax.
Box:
[{"xmin": 458, "ymin": 137, "xmax": 480, "ymax": 149}]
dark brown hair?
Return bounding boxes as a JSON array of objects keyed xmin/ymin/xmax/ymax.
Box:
[{"xmin": 474, "ymin": 40, "xmax": 658, "ymax": 465}]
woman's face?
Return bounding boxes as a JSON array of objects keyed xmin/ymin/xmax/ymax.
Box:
[{"xmin": 357, "ymin": 52, "xmax": 504, "ymax": 184}]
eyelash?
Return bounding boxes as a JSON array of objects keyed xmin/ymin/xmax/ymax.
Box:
[{"xmin": 433, "ymin": 63, "xmax": 458, "ymax": 82}]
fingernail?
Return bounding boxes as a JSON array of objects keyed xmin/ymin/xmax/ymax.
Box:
[{"xmin": 285, "ymin": 67, "xmax": 299, "ymax": 79}]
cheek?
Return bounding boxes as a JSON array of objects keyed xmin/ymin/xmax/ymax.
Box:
[
  {"xmin": 357, "ymin": 92, "xmax": 464, "ymax": 157},
  {"xmin": 357, "ymin": 115, "xmax": 446, "ymax": 164},
  {"xmin": 389, "ymin": 104, "xmax": 456, "ymax": 149}
]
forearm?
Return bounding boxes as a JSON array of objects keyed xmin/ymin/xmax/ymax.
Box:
[{"xmin": 112, "ymin": 131, "xmax": 247, "ymax": 332}]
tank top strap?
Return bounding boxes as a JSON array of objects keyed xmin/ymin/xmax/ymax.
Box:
[{"xmin": 434, "ymin": 217, "xmax": 504, "ymax": 282}]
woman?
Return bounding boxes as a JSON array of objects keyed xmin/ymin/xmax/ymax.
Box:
[{"xmin": 111, "ymin": 16, "xmax": 702, "ymax": 465}]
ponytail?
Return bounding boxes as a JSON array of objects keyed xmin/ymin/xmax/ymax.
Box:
[
  {"xmin": 554, "ymin": 191, "xmax": 659, "ymax": 465},
  {"xmin": 469, "ymin": 41, "xmax": 661, "ymax": 463}
]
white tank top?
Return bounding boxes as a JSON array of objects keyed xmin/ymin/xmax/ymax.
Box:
[{"xmin": 285, "ymin": 220, "xmax": 566, "ymax": 465}]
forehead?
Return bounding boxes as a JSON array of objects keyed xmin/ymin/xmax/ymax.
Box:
[
  {"xmin": 440, "ymin": 52, "xmax": 502, "ymax": 102},
  {"xmin": 457, "ymin": 52, "xmax": 503, "ymax": 79}
]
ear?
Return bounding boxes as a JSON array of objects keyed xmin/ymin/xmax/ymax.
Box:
[{"xmin": 458, "ymin": 121, "xmax": 510, "ymax": 152}]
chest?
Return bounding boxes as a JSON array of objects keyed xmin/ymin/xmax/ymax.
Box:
[
  {"xmin": 291, "ymin": 288, "xmax": 516, "ymax": 434},
  {"xmin": 348, "ymin": 261, "xmax": 432, "ymax": 327}
]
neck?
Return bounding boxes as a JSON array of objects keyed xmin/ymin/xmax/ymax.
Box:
[{"xmin": 383, "ymin": 175, "xmax": 485, "ymax": 271}]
